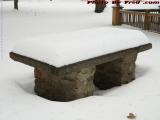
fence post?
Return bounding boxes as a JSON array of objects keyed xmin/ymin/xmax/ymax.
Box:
[
  {"xmin": 112, "ymin": 6, "xmax": 123, "ymax": 25},
  {"xmin": 144, "ymin": 11, "xmax": 149, "ymax": 30}
]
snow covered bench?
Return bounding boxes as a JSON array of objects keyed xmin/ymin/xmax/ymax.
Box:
[{"xmin": 10, "ymin": 28, "xmax": 152, "ymax": 101}]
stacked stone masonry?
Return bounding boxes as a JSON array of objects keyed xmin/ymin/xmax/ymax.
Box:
[{"xmin": 34, "ymin": 50, "xmax": 138, "ymax": 101}]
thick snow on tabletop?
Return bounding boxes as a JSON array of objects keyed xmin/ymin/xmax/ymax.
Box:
[{"xmin": 12, "ymin": 27, "xmax": 150, "ymax": 67}]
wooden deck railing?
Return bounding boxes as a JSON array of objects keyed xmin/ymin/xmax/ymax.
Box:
[{"xmin": 120, "ymin": 9, "xmax": 160, "ymax": 33}]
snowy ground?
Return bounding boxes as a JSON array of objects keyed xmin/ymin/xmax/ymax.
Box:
[{"xmin": 0, "ymin": 1, "xmax": 160, "ymax": 120}]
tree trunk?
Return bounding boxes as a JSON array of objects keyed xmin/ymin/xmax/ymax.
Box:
[
  {"xmin": 14, "ymin": 0, "xmax": 18, "ymax": 10},
  {"xmin": 95, "ymin": 0, "xmax": 106, "ymax": 13}
]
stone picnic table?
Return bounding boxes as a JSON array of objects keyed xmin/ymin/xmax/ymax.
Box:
[{"xmin": 10, "ymin": 27, "xmax": 152, "ymax": 101}]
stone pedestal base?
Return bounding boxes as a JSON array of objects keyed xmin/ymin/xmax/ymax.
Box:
[
  {"xmin": 34, "ymin": 66, "xmax": 96, "ymax": 101},
  {"xmin": 94, "ymin": 52, "xmax": 137, "ymax": 90},
  {"xmin": 34, "ymin": 52, "xmax": 137, "ymax": 100}
]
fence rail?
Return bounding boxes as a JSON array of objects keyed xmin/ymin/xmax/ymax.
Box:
[{"xmin": 120, "ymin": 9, "xmax": 160, "ymax": 33}]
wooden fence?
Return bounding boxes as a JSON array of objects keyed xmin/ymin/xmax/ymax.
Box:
[{"xmin": 120, "ymin": 9, "xmax": 160, "ymax": 33}]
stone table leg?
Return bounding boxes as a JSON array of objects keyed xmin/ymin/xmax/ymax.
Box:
[
  {"xmin": 94, "ymin": 52, "xmax": 137, "ymax": 90},
  {"xmin": 34, "ymin": 66, "xmax": 96, "ymax": 101}
]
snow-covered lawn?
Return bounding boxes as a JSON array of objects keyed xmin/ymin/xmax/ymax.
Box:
[{"xmin": 0, "ymin": 1, "xmax": 160, "ymax": 120}]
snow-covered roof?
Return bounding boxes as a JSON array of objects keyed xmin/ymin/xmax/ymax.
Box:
[{"xmin": 12, "ymin": 27, "xmax": 150, "ymax": 68}]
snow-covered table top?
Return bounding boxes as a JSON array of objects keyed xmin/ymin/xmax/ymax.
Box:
[{"xmin": 12, "ymin": 27, "xmax": 150, "ymax": 68}]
